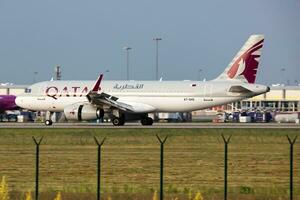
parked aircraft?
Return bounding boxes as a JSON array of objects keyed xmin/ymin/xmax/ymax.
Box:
[
  {"xmin": 16, "ymin": 35, "xmax": 270, "ymax": 126},
  {"xmin": 0, "ymin": 95, "xmax": 17, "ymax": 113}
]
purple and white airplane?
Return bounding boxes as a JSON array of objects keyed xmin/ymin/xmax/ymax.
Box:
[{"xmin": 0, "ymin": 95, "xmax": 18, "ymax": 113}]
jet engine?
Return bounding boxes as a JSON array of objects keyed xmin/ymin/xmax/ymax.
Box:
[{"xmin": 64, "ymin": 103, "xmax": 104, "ymax": 121}]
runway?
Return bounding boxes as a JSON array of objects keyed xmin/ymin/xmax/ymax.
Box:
[{"xmin": 0, "ymin": 122, "xmax": 300, "ymax": 129}]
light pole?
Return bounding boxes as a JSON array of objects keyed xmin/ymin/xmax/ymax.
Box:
[
  {"xmin": 153, "ymin": 38, "xmax": 162, "ymax": 80},
  {"xmin": 123, "ymin": 46, "xmax": 132, "ymax": 80},
  {"xmin": 54, "ymin": 66, "xmax": 62, "ymax": 80},
  {"xmin": 104, "ymin": 69, "xmax": 110, "ymax": 74},
  {"xmin": 281, "ymin": 68, "xmax": 286, "ymax": 85},
  {"xmin": 33, "ymin": 72, "xmax": 38, "ymax": 83},
  {"xmin": 198, "ymin": 69, "xmax": 203, "ymax": 81}
]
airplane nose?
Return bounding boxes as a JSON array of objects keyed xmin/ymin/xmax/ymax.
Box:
[
  {"xmin": 266, "ymin": 86, "xmax": 270, "ymax": 92},
  {"xmin": 15, "ymin": 96, "xmax": 23, "ymax": 107}
]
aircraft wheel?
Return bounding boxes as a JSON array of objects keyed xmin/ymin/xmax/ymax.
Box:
[
  {"xmin": 141, "ymin": 117, "xmax": 153, "ymax": 126},
  {"xmin": 112, "ymin": 117, "xmax": 125, "ymax": 126},
  {"xmin": 45, "ymin": 120, "xmax": 53, "ymax": 126}
]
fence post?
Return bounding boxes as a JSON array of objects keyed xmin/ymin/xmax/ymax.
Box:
[
  {"xmin": 287, "ymin": 135, "xmax": 297, "ymax": 200},
  {"xmin": 221, "ymin": 134, "xmax": 232, "ymax": 200},
  {"xmin": 94, "ymin": 136, "xmax": 106, "ymax": 200},
  {"xmin": 156, "ymin": 135, "xmax": 168, "ymax": 200},
  {"xmin": 32, "ymin": 136, "xmax": 43, "ymax": 200}
]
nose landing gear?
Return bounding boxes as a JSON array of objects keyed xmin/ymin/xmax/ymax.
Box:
[
  {"xmin": 45, "ymin": 120, "xmax": 53, "ymax": 126},
  {"xmin": 44, "ymin": 111, "xmax": 54, "ymax": 126}
]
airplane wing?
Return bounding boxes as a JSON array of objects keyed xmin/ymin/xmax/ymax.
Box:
[
  {"xmin": 86, "ymin": 74, "xmax": 155, "ymax": 113},
  {"xmin": 87, "ymin": 91, "xmax": 135, "ymax": 112}
]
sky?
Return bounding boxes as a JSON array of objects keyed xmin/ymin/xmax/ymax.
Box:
[{"xmin": 0, "ymin": 0, "xmax": 299, "ymax": 85}]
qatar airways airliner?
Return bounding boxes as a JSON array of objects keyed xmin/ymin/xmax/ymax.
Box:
[{"xmin": 16, "ymin": 35, "xmax": 270, "ymax": 126}]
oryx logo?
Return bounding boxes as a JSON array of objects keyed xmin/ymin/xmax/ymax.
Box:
[{"xmin": 227, "ymin": 39, "xmax": 264, "ymax": 83}]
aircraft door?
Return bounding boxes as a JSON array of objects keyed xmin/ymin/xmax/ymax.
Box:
[{"xmin": 204, "ymin": 84, "xmax": 213, "ymax": 101}]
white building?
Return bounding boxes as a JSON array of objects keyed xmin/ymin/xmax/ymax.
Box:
[
  {"xmin": 0, "ymin": 85, "xmax": 28, "ymax": 96},
  {"xmin": 191, "ymin": 86, "xmax": 300, "ymax": 120},
  {"xmin": 231, "ymin": 86, "xmax": 300, "ymax": 112}
]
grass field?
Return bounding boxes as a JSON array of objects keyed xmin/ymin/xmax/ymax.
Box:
[{"xmin": 0, "ymin": 128, "xmax": 299, "ymax": 200}]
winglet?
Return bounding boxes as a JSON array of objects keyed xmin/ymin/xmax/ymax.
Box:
[{"xmin": 92, "ymin": 74, "xmax": 103, "ymax": 92}]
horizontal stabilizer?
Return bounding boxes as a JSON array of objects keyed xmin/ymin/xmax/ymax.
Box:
[{"xmin": 229, "ymin": 85, "xmax": 252, "ymax": 93}]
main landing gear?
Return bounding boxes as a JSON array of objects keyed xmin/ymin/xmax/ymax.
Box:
[
  {"xmin": 111, "ymin": 116, "xmax": 154, "ymax": 126},
  {"xmin": 112, "ymin": 117, "xmax": 125, "ymax": 126},
  {"xmin": 141, "ymin": 117, "xmax": 153, "ymax": 126}
]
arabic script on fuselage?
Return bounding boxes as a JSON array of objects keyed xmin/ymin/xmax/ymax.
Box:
[{"xmin": 113, "ymin": 83, "xmax": 144, "ymax": 90}]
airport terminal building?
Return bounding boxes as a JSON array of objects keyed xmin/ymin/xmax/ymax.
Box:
[
  {"xmin": 229, "ymin": 86, "xmax": 300, "ymax": 112},
  {"xmin": 191, "ymin": 85, "xmax": 300, "ymax": 122},
  {"xmin": 0, "ymin": 85, "xmax": 28, "ymax": 96}
]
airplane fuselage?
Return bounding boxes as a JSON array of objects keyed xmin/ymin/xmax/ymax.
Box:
[
  {"xmin": 15, "ymin": 34, "xmax": 269, "ymax": 126},
  {"xmin": 16, "ymin": 80, "xmax": 268, "ymax": 113},
  {"xmin": 0, "ymin": 95, "xmax": 17, "ymax": 113}
]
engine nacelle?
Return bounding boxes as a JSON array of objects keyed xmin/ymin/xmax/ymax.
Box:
[{"xmin": 64, "ymin": 103, "xmax": 104, "ymax": 121}]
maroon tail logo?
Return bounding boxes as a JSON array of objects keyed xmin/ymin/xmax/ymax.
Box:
[{"xmin": 227, "ymin": 39, "xmax": 264, "ymax": 83}]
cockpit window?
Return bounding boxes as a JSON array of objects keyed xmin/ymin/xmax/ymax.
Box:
[{"xmin": 25, "ymin": 88, "xmax": 32, "ymax": 93}]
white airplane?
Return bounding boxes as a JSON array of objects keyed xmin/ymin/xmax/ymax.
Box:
[{"xmin": 16, "ymin": 35, "xmax": 270, "ymax": 126}]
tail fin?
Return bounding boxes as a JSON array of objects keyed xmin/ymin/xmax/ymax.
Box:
[{"xmin": 215, "ymin": 35, "xmax": 264, "ymax": 83}]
